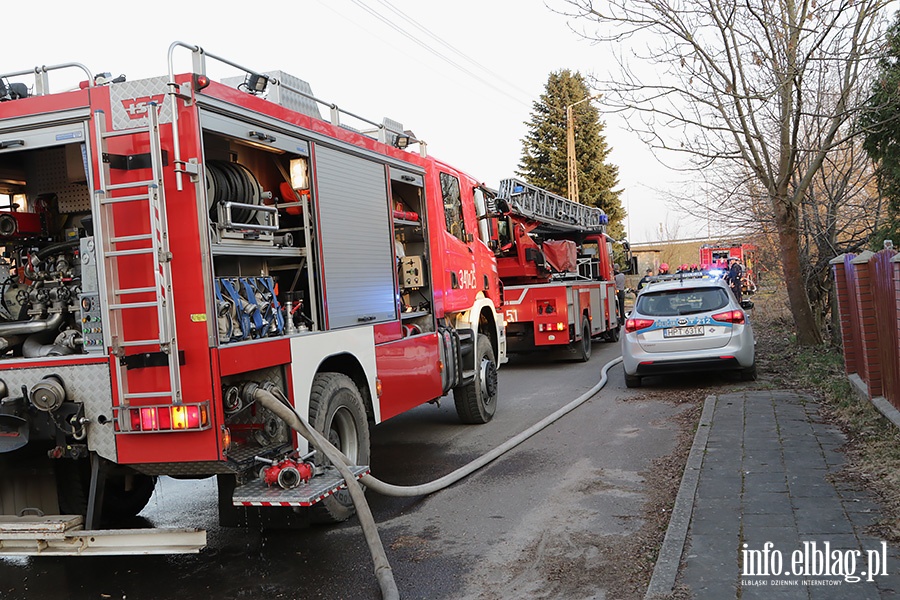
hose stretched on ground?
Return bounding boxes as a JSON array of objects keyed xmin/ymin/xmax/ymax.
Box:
[
  {"xmin": 361, "ymin": 356, "xmax": 622, "ymax": 497},
  {"xmin": 253, "ymin": 355, "xmax": 623, "ymax": 599}
]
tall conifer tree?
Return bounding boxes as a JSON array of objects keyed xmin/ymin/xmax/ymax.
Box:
[
  {"xmin": 861, "ymin": 12, "xmax": 900, "ymax": 246},
  {"xmin": 518, "ymin": 70, "xmax": 624, "ymax": 238}
]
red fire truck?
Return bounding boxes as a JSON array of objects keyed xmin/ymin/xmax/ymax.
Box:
[
  {"xmin": 699, "ymin": 242, "xmax": 757, "ymax": 294},
  {"xmin": 489, "ymin": 179, "xmax": 624, "ymax": 362},
  {"xmin": 0, "ymin": 42, "xmax": 505, "ymax": 554}
]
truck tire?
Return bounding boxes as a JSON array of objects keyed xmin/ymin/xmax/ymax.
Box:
[
  {"xmin": 55, "ymin": 459, "xmax": 156, "ymax": 522},
  {"xmin": 54, "ymin": 459, "xmax": 88, "ymax": 516},
  {"xmin": 604, "ymin": 325, "xmax": 620, "ymax": 343},
  {"xmin": 308, "ymin": 372, "xmax": 370, "ymax": 524},
  {"xmin": 102, "ymin": 473, "xmax": 157, "ymax": 521},
  {"xmin": 453, "ymin": 333, "xmax": 498, "ymax": 424},
  {"xmin": 572, "ymin": 318, "xmax": 592, "ymax": 362}
]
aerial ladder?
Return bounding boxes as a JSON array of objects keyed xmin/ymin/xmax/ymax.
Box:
[{"xmin": 495, "ymin": 178, "xmax": 609, "ymax": 236}]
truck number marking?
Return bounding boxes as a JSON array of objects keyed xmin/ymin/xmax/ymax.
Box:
[
  {"xmin": 505, "ymin": 309, "xmax": 518, "ymax": 323},
  {"xmin": 457, "ymin": 269, "xmax": 477, "ymax": 289},
  {"xmin": 121, "ymin": 95, "xmax": 166, "ymax": 120}
]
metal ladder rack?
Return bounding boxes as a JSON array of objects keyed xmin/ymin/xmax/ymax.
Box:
[
  {"xmin": 91, "ymin": 105, "xmax": 182, "ymax": 405},
  {"xmin": 497, "ymin": 178, "xmax": 608, "ymax": 233}
]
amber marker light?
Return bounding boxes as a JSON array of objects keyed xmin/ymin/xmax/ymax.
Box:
[{"xmin": 221, "ymin": 426, "xmax": 232, "ymax": 454}]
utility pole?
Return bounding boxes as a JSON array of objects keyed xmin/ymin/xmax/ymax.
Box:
[{"xmin": 565, "ymin": 94, "xmax": 597, "ymax": 204}]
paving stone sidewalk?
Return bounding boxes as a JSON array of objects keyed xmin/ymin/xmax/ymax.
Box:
[{"xmin": 649, "ymin": 390, "xmax": 900, "ymax": 599}]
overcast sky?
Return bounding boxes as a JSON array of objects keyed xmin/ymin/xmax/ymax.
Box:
[{"xmin": 2, "ymin": 0, "xmax": 710, "ymax": 243}]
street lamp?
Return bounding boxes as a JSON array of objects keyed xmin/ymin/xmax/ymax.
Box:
[{"xmin": 566, "ymin": 94, "xmax": 599, "ymax": 204}]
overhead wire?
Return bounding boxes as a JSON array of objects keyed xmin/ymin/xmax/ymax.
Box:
[
  {"xmin": 347, "ymin": 0, "xmax": 531, "ymax": 108},
  {"xmin": 372, "ymin": 0, "xmax": 534, "ymax": 99}
]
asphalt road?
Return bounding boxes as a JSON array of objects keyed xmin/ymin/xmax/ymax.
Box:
[{"xmin": 0, "ymin": 341, "xmax": 691, "ymax": 600}]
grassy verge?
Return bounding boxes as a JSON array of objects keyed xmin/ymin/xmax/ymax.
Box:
[{"xmin": 754, "ymin": 304, "xmax": 900, "ymax": 541}]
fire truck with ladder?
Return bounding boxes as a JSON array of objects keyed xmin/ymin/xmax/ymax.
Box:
[
  {"xmin": 0, "ymin": 42, "xmax": 506, "ymax": 555},
  {"xmin": 699, "ymin": 242, "xmax": 757, "ymax": 295},
  {"xmin": 488, "ymin": 178, "xmax": 626, "ymax": 362}
]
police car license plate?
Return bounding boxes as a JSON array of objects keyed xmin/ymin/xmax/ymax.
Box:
[{"xmin": 664, "ymin": 326, "xmax": 704, "ymax": 338}]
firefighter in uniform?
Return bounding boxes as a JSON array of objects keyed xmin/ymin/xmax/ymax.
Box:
[
  {"xmin": 637, "ymin": 268, "xmax": 653, "ymax": 291},
  {"xmin": 726, "ymin": 257, "xmax": 743, "ymax": 302}
]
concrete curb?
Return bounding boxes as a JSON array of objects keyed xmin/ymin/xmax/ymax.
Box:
[
  {"xmin": 848, "ymin": 373, "xmax": 900, "ymax": 429},
  {"xmin": 644, "ymin": 394, "xmax": 717, "ymax": 600}
]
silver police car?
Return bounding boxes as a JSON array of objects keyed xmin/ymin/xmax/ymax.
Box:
[{"xmin": 621, "ymin": 273, "xmax": 756, "ymax": 388}]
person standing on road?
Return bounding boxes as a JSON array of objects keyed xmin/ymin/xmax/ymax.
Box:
[
  {"xmin": 637, "ymin": 268, "xmax": 653, "ymax": 291},
  {"xmin": 614, "ymin": 268, "xmax": 626, "ymax": 319},
  {"xmin": 726, "ymin": 258, "xmax": 743, "ymax": 302}
]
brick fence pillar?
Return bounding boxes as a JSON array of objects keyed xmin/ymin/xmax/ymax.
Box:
[
  {"xmin": 830, "ymin": 254, "xmax": 857, "ymax": 375},
  {"xmin": 894, "ymin": 253, "xmax": 900, "ymax": 403},
  {"xmin": 852, "ymin": 251, "xmax": 881, "ymax": 398}
]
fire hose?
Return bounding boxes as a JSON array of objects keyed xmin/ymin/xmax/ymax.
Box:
[{"xmin": 252, "ymin": 355, "xmax": 623, "ymax": 600}]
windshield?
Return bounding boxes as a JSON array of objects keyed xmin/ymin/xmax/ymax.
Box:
[{"xmin": 636, "ymin": 287, "xmax": 729, "ymax": 316}]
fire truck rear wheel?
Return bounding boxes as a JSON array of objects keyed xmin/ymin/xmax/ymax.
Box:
[
  {"xmin": 55, "ymin": 459, "xmax": 157, "ymax": 523},
  {"xmin": 453, "ymin": 334, "xmax": 498, "ymax": 424},
  {"xmin": 101, "ymin": 473, "xmax": 157, "ymax": 521},
  {"xmin": 604, "ymin": 324, "xmax": 620, "ymax": 343},
  {"xmin": 573, "ymin": 318, "xmax": 592, "ymax": 362},
  {"xmin": 308, "ymin": 372, "xmax": 370, "ymax": 524}
]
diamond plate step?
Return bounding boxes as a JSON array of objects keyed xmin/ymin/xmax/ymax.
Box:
[{"xmin": 232, "ymin": 466, "xmax": 369, "ymax": 507}]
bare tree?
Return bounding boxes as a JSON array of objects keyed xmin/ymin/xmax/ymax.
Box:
[
  {"xmin": 555, "ymin": 0, "xmax": 892, "ymax": 345},
  {"xmin": 679, "ymin": 93, "xmax": 882, "ymax": 340},
  {"xmin": 797, "ymin": 129, "xmax": 882, "ymax": 340}
]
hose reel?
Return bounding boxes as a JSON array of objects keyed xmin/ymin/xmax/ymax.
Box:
[{"xmin": 206, "ymin": 160, "xmax": 277, "ymax": 241}]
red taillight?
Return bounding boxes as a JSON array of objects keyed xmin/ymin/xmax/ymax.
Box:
[
  {"xmin": 712, "ymin": 310, "xmax": 745, "ymax": 324},
  {"xmin": 625, "ymin": 318, "xmax": 654, "ymax": 333},
  {"xmin": 187, "ymin": 405, "xmax": 202, "ymax": 429},
  {"xmin": 158, "ymin": 406, "xmax": 173, "ymax": 430},
  {"xmin": 130, "ymin": 410, "xmax": 142, "ymax": 431},
  {"xmin": 140, "ymin": 407, "xmax": 158, "ymax": 431}
]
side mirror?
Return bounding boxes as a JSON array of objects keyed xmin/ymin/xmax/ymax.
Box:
[{"xmin": 741, "ymin": 300, "xmax": 754, "ymax": 311}]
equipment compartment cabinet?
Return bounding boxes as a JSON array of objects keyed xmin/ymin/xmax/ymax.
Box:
[{"xmin": 390, "ymin": 168, "xmax": 434, "ymax": 335}]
